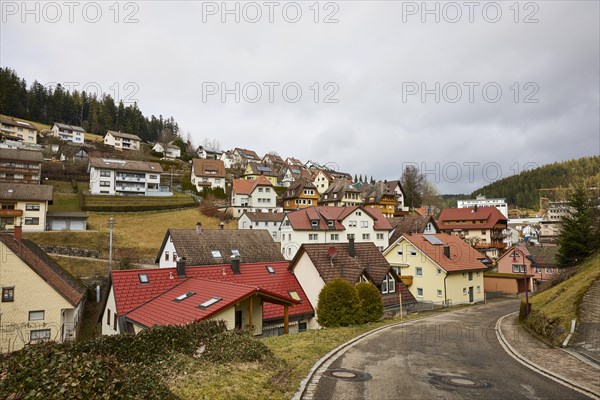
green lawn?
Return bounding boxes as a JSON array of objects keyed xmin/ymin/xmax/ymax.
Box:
[
  {"xmin": 49, "ymin": 193, "xmax": 81, "ymax": 212},
  {"xmin": 526, "ymin": 253, "xmax": 600, "ymax": 344}
]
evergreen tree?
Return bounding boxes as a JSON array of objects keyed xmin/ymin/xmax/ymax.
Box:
[
  {"xmin": 401, "ymin": 165, "xmax": 425, "ymax": 209},
  {"xmin": 557, "ymin": 185, "xmax": 600, "ymax": 267}
]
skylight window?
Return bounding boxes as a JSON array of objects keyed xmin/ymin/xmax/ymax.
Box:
[
  {"xmin": 174, "ymin": 291, "xmax": 196, "ymax": 302},
  {"xmin": 288, "ymin": 291, "xmax": 301, "ymax": 301},
  {"xmin": 138, "ymin": 274, "xmax": 149, "ymax": 284},
  {"xmin": 231, "ymin": 249, "xmax": 240, "ymax": 257},
  {"xmin": 266, "ymin": 265, "xmax": 275, "ymax": 274},
  {"xmin": 211, "ymin": 250, "xmax": 222, "ymax": 258},
  {"xmin": 198, "ymin": 297, "xmax": 222, "ymax": 309}
]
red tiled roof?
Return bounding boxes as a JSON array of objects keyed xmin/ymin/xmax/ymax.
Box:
[
  {"xmin": 111, "ymin": 262, "xmax": 313, "ymax": 322},
  {"xmin": 438, "ymin": 207, "xmax": 507, "ymax": 230},
  {"xmin": 232, "ymin": 176, "xmax": 273, "ymax": 195},
  {"xmin": 398, "ymin": 234, "xmax": 487, "ymax": 272},
  {"xmin": 285, "ymin": 206, "xmax": 392, "ymax": 231}
]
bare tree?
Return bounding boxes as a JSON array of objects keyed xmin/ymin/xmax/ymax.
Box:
[{"xmin": 202, "ymin": 138, "xmax": 221, "ymax": 152}]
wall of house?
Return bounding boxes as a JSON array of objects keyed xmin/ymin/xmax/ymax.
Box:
[
  {"xmin": 3, "ymin": 124, "xmax": 37, "ymax": 144},
  {"xmin": 238, "ymin": 216, "xmax": 281, "ymax": 242},
  {"xmin": 0, "ymin": 242, "xmax": 75, "ymax": 353},
  {"xmin": 90, "ymin": 167, "xmax": 161, "ymax": 196},
  {"xmin": 444, "ymin": 272, "xmax": 484, "ymax": 305},
  {"xmin": 290, "ymin": 252, "xmax": 325, "ymax": 329},
  {"xmin": 484, "ymin": 276, "xmax": 520, "ymax": 294},
  {"xmin": 1, "ymin": 200, "xmax": 47, "ymax": 232},
  {"xmin": 158, "ymin": 235, "xmax": 178, "ymax": 268},
  {"xmin": 101, "ymin": 286, "xmax": 120, "ymax": 335}
]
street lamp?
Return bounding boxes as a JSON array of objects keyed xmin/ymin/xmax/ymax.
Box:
[{"xmin": 512, "ymin": 248, "xmax": 529, "ymax": 316}]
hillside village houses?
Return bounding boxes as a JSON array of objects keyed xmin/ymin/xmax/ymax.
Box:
[
  {"xmin": 103, "ymin": 130, "xmax": 142, "ymax": 151},
  {"xmin": 496, "ymin": 244, "xmax": 560, "ymax": 291},
  {"xmin": 388, "ymin": 215, "xmax": 440, "ymax": 245},
  {"xmin": 191, "ymin": 158, "xmax": 226, "ymax": 192},
  {"xmin": 385, "ymin": 180, "xmax": 409, "ymax": 214},
  {"xmin": 238, "ymin": 211, "xmax": 285, "ymax": 241},
  {"xmin": 219, "ymin": 150, "xmax": 236, "ymax": 168},
  {"xmin": 280, "ymin": 205, "xmax": 393, "ymax": 260},
  {"xmin": 457, "ymin": 195, "xmax": 509, "ymax": 219},
  {"xmin": 0, "ymin": 116, "xmax": 38, "ymax": 145},
  {"xmin": 232, "ymin": 147, "xmax": 261, "ymax": 167},
  {"xmin": 318, "ymin": 179, "xmax": 362, "ymax": 207},
  {"xmin": 244, "ymin": 162, "xmax": 279, "ymax": 186},
  {"xmin": 0, "ymin": 231, "xmax": 86, "ymax": 352},
  {"xmin": 360, "ymin": 181, "xmax": 399, "ymax": 219},
  {"xmin": 196, "ymin": 145, "xmax": 223, "ymax": 160},
  {"xmin": 230, "ymin": 176, "xmax": 281, "ymax": 216},
  {"xmin": 282, "ymin": 179, "xmax": 320, "ymax": 211},
  {"xmin": 50, "ymin": 123, "xmax": 85, "ymax": 144},
  {"xmin": 289, "ymin": 239, "xmax": 417, "ymax": 328},
  {"xmin": 0, "ymin": 148, "xmax": 43, "ymax": 184},
  {"xmin": 88, "ymin": 158, "xmax": 171, "ymax": 196},
  {"xmin": 383, "ymin": 233, "xmax": 487, "ymax": 305}
]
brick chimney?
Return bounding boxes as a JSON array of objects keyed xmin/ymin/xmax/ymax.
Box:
[
  {"xmin": 13, "ymin": 224, "xmax": 22, "ymax": 242},
  {"xmin": 348, "ymin": 234, "xmax": 355, "ymax": 258}
]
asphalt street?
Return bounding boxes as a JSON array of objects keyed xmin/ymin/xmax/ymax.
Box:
[{"xmin": 313, "ymin": 299, "xmax": 591, "ymax": 400}]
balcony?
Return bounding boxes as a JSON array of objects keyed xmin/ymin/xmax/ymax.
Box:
[
  {"xmin": 399, "ymin": 276, "xmax": 413, "ymax": 286},
  {"xmin": 116, "ymin": 185, "xmax": 145, "ymax": 192},
  {"xmin": 474, "ymin": 242, "xmax": 507, "ymax": 249},
  {"xmin": 0, "ymin": 178, "xmax": 38, "ymax": 184},
  {"xmin": 0, "ymin": 165, "xmax": 40, "ymax": 173},
  {"xmin": 0, "ymin": 209, "xmax": 23, "ymax": 218},
  {"xmin": 116, "ymin": 174, "xmax": 145, "ymax": 182}
]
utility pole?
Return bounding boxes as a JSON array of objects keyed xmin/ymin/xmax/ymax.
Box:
[{"xmin": 109, "ymin": 218, "xmax": 115, "ymax": 271}]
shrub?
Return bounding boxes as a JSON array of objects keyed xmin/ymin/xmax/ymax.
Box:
[
  {"xmin": 317, "ymin": 278, "xmax": 361, "ymax": 327},
  {"xmin": 356, "ymin": 282, "xmax": 384, "ymax": 323},
  {"xmin": 202, "ymin": 330, "xmax": 273, "ymax": 363}
]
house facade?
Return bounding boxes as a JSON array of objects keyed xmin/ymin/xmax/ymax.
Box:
[
  {"xmin": 361, "ymin": 181, "xmax": 398, "ymax": 218},
  {"xmin": 191, "ymin": 159, "xmax": 226, "ymax": 192},
  {"xmin": 496, "ymin": 244, "xmax": 560, "ymax": 291},
  {"xmin": 318, "ymin": 179, "xmax": 362, "ymax": 207},
  {"xmin": 0, "ymin": 183, "xmax": 53, "ymax": 232},
  {"xmin": 244, "ymin": 162, "xmax": 279, "ymax": 186},
  {"xmin": 457, "ymin": 195, "xmax": 509, "ymax": 218},
  {"xmin": 383, "ymin": 233, "xmax": 487, "ymax": 306},
  {"xmin": 387, "ymin": 215, "xmax": 439, "ymax": 246},
  {"xmin": 238, "ymin": 211, "xmax": 285, "ymax": 242},
  {"xmin": 196, "ymin": 146, "xmax": 223, "ymax": 160},
  {"xmin": 101, "ymin": 260, "xmax": 312, "ymax": 336},
  {"xmin": 385, "ymin": 180, "xmax": 409, "ymax": 214},
  {"xmin": 289, "ymin": 240, "xmax": 416, "ymax": 329},
  {"xmin": 230, "ymin": 177, "xmax": 280, "ymax": 216},
  {"xmin": 437, "ymin": 206, "xmax": 508, "ymax": 259},
  {"xmin": 0, "ymin": 232, "xmax": 86, "ymax": 353},
  {"xmin": 0, "ymin": 148, "xmax": 43, "ymax": 184},
  {"xmin": 88, "ymin": 158, "xmax": 169, "ymax": 196},
  {"xmin": 0, "ymin": 117, "xmax": 38, "ymax": 145},
  {"xmin": 152, "ymin": 142, "xmax": 181, "ymax": 159},
  {"xmin": 103, "ymin": 130, "xmax": 142, "ymax": 151},
  {"xmin": 279, "ymin": 206, "xmax": 393, "ymax": 260},
  {"xmin": 51, "ymin": 123, "xmax": 85, "ymax": 144},
  {"xmin": 283, "ymin": 179, "xmax": 320, "ymax": 211},
  {"xmin": 220, "ymin": 151, "xmax": 236, "ymax": 168},
  {"xmin": 233, "ymin": 148, "xmax": 261, "ymax": 167}
]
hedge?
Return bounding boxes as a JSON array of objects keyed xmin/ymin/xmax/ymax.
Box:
[
  {"xmin": 317, "ymin": 278, "xmax": 361, "ymax": 327},
  {"xmin": 356, "ymin": 282, "xmax": 384, "ymax": 323}
]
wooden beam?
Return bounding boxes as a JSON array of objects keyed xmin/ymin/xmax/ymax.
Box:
[
  {"xmin": 248, "ymin": 296, "xmax": 253, "ymax": 335},
  {"xmin": 284, "ymin": 305, "xmax": 289, "ymax": 335}
]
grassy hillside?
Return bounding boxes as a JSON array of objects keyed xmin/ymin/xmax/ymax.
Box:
[
  {"xmin": 472, "ymin": 156, "xmax": 600, "ymax": 209},
  {"xmin": 0, "ymin": 113, "xmax": 51, "ymax": 132},
  {"xmin": 524, "ymin": 253, "xmax": 600, "ymax": 345}
]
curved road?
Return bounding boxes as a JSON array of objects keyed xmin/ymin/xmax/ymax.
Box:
[{"xmin": 313, "ymin": 300, "xmax": 590, "ymax": 400}]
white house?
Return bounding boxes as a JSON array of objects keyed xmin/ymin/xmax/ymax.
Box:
[
  {"xmin": 196, "ymin": 146, "xmax": 223, "ymax": 160},
  {"xmin": 220, "ymin": 151, "xmax": 236, "ymax": 169},
  {"xmin": 457, "ymin": 195, "xmax": 509, "ymax": 219},
  {"xmin": 191, "ymin": 159, "xmax": 226, "ymax": 192},
  {"xmin": 279, "ymin": 205, "xmax": 393, "ymax": 260},
  {"xmin": 385, "ymin": 180, "xmax": 409, "ymax": 212},
  {"xmin": 230, "ymin": 176, "xmax": 280, "ymax": 217},
  {"xmin": 238, "ymin": 211, "xmax": 285, "ymax": 242},
  {"xmin": 103, "ymin": 130, "xmax": 142, "ymax": 151},
  {"xmin": 0, "ymin": 183, "xmax": 53, "ymax": 232},
  {"xmin": 88, "ymin": 158, "xmax": 170, "ymax": 196},
  {"xmin": 152, "ymin": 142, "xmax": 181, "ymax": 159},
  {"xmin": 312, "ymin": 170, "xmax": 333, "ymax": 194},
  {"xmin": 0, "ymin": 116, "xmax": 38, "ymax": 145},
  {"xmin": 51, "ymin": 123, "xmax": 85, "ymax": 144}
]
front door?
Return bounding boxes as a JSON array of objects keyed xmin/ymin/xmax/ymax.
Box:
[
  {"xmin": 469, "ymin": 286, "xmax": 474, "ymax": 303},
  {"xmin": 235, "ymin": 310, "xmax": 243, "ymax": 330}
]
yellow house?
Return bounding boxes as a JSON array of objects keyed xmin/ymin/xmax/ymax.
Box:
[
  {"xmin": 361, "ymin": 182, "xmax": 398, "ymax": 218},
  {"xmin": 283, "ymin": 179, "xmax": 320, "ymax": 211},
  {"xmin": 383, "ymin": 233, "xmax": 487, "ymax": 306},
  {"xmin": 0, "ymin": 230, "xmax": 86, "ymax": 353},
  {"xmin": 0, "ymin": 183, "xmax": 53, "ymax": 232},
  {"xmin": 244, "ymin": 162, "xmax": 279, "ymax": 186}
]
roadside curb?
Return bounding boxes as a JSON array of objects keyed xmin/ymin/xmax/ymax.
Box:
[{"xmin": 496, "ymin": 312, "xmax": 600, "ymax": 400}]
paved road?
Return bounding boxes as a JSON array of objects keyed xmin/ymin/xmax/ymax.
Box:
[{"xmin": 313, "ymin": 300, "xmax": 590, "ymax": 400}]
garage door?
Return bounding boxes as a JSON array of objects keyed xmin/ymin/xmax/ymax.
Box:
[{"xmin": 51, "ymin": 220, "xmax": 68, "ymax": 231}]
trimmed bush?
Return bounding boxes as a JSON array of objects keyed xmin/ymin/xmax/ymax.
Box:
[
  {"xmin": 317, "ymin": 278, "xmax": 361, "ymax": 327},
  {"xmin": 356, "ymin": 282, "xmax": 384, "ymax": 323}
]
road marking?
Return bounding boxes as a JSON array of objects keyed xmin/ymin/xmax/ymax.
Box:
[{"xmin": 496, "ymin": 312, "xmax": 600, "ymax": 400}]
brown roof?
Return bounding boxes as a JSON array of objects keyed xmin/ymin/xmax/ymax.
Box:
[
  {"xmin": 394, "ymin": 233, "xmax": 487, "ymax": 272},
  {"xmin": 232, "ymin": 176, "xmax": 273, "ymax": 195},
  {"xmin": 0, "ymin": 234, "xmax": 86, "ymax": 306},
  {"xmin": 88, "ymin": 158, "xmax": 163, "ymax": 173},
  {"xmin": 192, "ymin": 158, "xmax": 226, "ymax": 178},
  {"xmin": 438, "ymin": 207, "xmax": 508, "ymax": 230},
  {"xmin": 498, "ymin": 244, "xmax": 559, "ymax": 268},
  {"xmin": 0, "ymin": 183, "xmax": 53, "ymax": 201},
  {"xmin": 0, "ymin": 116, "xmax": 37, "ymax": 131},
  {"xmin": 388, "ymin": 215, "xmax": 439, "ymax": 244},
  {"xmin": 262, "ymin": 153, "xmax": 285, "ymax": 165},
  {"xmin": 361, "ymin": 181, "xmax": 396, "ymax": 204},
  {"xmin": 285, "ymin": 206, "xmax": 393, "ymax": 231},
  {"xmin": 290, "ymin": 242, "xmax": 417, "ymax": 305},
  {"xmin": 234, "ymin": 148, "xmax": 261, "ymax": 161},
  {"xmin": 0, "ymin": 148, "xmax": 43, "ymax": 163},
  {"xmin": 246, "ymin": 162, "xmax": 277, "ymax": 177},
  {"xmin": 385, "ymin": 180, "xmax": 405, "ymax": 194},
  {"xmin": 106, "ymin": 130, "xmax": 142, "ymax": 141},
  {"xmin": 319, "ymin": 179, "xmax": 360, "ymax": 204},
  {"xmin": 241, "ymin": 211, "xmax": 285, "ymax": 223},
  {"xmin": 54, "ymin": 122, "xmax": 85, "ymax": 133},
  {"xmin": 155, "ymin": 228, "xmax": 285, "ymax": 265}
]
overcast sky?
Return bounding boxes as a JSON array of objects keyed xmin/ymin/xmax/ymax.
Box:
[{"xmin": 1, "ymin": 0, "xmax": 598, "ymax": 193}]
